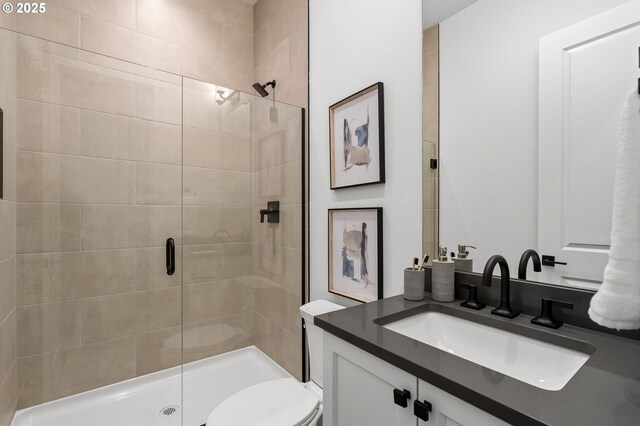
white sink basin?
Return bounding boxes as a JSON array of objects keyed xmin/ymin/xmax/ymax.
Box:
[{"xmin": 382, "ymin": 311, "xmax": 590, "ymax": 391}]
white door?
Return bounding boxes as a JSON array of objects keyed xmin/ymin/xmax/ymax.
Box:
[
  {"xmin": 323, "ymin": 333, "xmax": 417, "ymax": 426},
  {"xmin": 538, "ymin": 0, "xmax": 640, "ymax": 289},
  {"xmin": 417, "ymin": 379, "xmax": 510, "ymax": 426}
]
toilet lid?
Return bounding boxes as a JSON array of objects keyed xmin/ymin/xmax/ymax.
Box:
[{"xmin": 206, "ymin": 378, "xmax": 319, "ymax": 426}]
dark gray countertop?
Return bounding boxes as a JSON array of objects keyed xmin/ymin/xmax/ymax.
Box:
[{"xmin": 315, "ymin": 295, "xmax": 640, "ymax": 426}]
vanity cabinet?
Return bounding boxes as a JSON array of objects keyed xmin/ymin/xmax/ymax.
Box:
[{"xmin": 323, "ymin": 333, "xmax": 510, "ymax": 426}]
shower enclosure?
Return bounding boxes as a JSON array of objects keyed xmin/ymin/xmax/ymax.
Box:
[{"xmin": 0, "ymin": 27, "xmax": 306, "ymax": 426}]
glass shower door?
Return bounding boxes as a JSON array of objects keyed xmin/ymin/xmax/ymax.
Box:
[
  {"xmin": 11, "ymin": 31, "xmax": 184, "ymax": 425},
  {"xmin": 181, "ymin": 77, "xmax": 305, "ymax": 425},
  {"xmin": 7, "ymin": 27, "xmax": 306, "ymax": 423},
  {"xmin": 180, "ymin": 78, "xmax": 255, "ymax": 425}
]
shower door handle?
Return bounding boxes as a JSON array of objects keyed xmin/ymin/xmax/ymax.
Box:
[{"xmin": 166, "ymin": 238, "xmax": 175, "ymax": 276}]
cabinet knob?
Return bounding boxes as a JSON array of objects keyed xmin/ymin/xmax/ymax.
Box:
[
  {"xmin": 414, "ymin": 399, "xmax": 433, "ymax": 422},
  {"xmin": 393, "ymin": 388, "xmax": 411, "ymax": 408}
]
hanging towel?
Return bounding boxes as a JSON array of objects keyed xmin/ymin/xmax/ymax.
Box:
[{"xmin": 588, "ymin": 91, "xmax": 640, "ymax": 330}]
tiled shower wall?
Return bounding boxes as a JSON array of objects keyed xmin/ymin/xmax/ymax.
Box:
[
  {"xmin": 13, "ymin": 36, "xmax": 186, "ymax": 408},
  {"xmin": 181, "ymin": 78, "xmax": 255, "ymax": 364},
  {"xmin": 251, "ymin": 99, "xmax": 303, "ymax": 380},
  {"xmin": 254, "ymin": 0, "xmax": 308, "ymax": 109},
  {"xmin": 0, "ymin": 0, "xmax": 254, "ymax": 93},
  {"xmin": 179, "ymin": 79, "xmax": 304, "ymax": 381},
  {"xmin": 251, "ymin": 0, "xmax": 308, "ymax": 381},
  {"xmin": 0, "ymin": 29, "xmax": 17, "ymax": 426}
]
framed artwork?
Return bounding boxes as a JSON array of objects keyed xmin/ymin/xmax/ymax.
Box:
[
  {"xmin": 329, "ymin": 82, "xmax": 385, "ymax": 189},
  {"xmin": 328, "ymin": 208, "xmax": 383, "ymax": 303}
]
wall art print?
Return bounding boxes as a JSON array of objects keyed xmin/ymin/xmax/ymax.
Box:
[
  {"xmin": 329, "ymin": 82, "xmax": 385, "ymax": 189},
  {"xmin": 328, "ymin": 208, "xmax": 383, "ymax": 303}
]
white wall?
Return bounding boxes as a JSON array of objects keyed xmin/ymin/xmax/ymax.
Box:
[
  {"xmin": 309, "ymin": 0, "xmax": 423, "ymax": 305},
  {"xmin": 439, "ymin": 0, "xmax": 629, "ymax": 274}
]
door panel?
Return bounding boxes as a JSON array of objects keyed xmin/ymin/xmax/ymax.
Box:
[
  {"xmin": 539, "ymin": 1, "xmax": 640, "ymax": 287},
  {"xmin": 323, "ymin": 333, "xmax": 417, "ymax": 426},
  {"xmin": 9, "ymin": 30, "xmax": 184, "ymax": 422}
]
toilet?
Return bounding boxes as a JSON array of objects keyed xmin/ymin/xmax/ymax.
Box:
[{"xmin": 206, "ymin": 300, "xmax": 344, "ymax": 426}]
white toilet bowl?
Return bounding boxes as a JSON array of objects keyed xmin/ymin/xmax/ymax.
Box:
[
  {"xmin": 205, "ymin": 378, "xmax": 322, "ymax": 426},
  {"xmin": 206, "ymin": 300, "xmax": 344, "ymax": 426}
]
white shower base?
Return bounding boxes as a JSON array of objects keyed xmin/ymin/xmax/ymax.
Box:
[{"xmin": 12, "ymin": 346, "xmax": 291, "ymax": 426}]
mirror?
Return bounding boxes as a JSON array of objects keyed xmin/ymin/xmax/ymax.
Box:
[{"xmin": 422, "ymin": 0, "xmax": 639, "ymax": 289}]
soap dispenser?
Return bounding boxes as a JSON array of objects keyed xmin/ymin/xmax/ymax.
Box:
[
  {"xmin": 431, "ymin": 245, "xmax": 455, "ymax": 302},
  {"xmin": 453, "ymin": 244, "xmax": 476, "ymax": 272}
]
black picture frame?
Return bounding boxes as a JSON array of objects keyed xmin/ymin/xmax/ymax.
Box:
[
  {"xmin": 329, "ymin": 82, "xmax": 385, "ymax": 189},
  {"xmin": 328, "ymin": 207, "xmax": 383, "ymax": 303}
]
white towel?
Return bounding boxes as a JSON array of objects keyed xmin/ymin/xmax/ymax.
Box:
[{"xmin": 588, "ymin": 91, "xmax": 640, "ymax": 330}]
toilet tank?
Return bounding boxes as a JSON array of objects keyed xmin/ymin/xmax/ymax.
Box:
[{"xmin": 300, "ymin": 300, "xmax": 345, "ymax": 388}]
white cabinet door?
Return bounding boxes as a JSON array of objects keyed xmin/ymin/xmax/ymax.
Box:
[
  {"xmin": 417, "ymin": 379, "xmax": 510, "ymax": 426},
  {"xmin": 538, "ymin": 0, "xmax": 640, "ymax": 289},
  {"xmin": 323, "ymin": 333, "xmax": 417, "ymax": 426}
]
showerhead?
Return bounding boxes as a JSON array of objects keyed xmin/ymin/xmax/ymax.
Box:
[{"xmin": 252, "ymin": 80, "xmax": 276, "ymax": 97}]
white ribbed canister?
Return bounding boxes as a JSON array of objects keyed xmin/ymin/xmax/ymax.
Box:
[{"xmin": 432, "ymin": 245, "xmax": 455, "ymax": 302}]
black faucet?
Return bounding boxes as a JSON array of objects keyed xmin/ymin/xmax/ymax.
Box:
[
  {"xmin": 517, "ymin": 249, "xmax": 541, "ymax": 280},
  {"xmin": 482, "ymin": 255, "xmax": 519, "ymax": 319}
]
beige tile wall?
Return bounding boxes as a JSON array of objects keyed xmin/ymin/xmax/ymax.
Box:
[
  {"xmin": 0, "ymin": 28, "xmax": 17, "ymax": 426},
  {"xmin": 14, "ymin": 35, "xmax": 185, "ymax": 409},
  {"xmin": 251, "ymin": 97, "xmax": 303, "ymax": 380},
  {"xmin": 423, "ymin": 25, "xmax": 439, "ymax": 262},
  {"xmin": 174, "ymin": 79, "xmax": 305, "ymax": 383},
  {"xmin": 0, "ymin": 0, "xmax": 254, "ymax": 93},
  {"xmin": 254, "ymin": 0, "xmax": 308, "ymax": 109},
  {"xmin": 251, "ymin": 0, "xmax": 307, "ymax": 382},
  {"xmin": 1, "ymin": 0, "xmax": 256, "ymax": 410},
  {"xmin": 181, "ymin": 78, "xmax": 256, "ymax": 366}
]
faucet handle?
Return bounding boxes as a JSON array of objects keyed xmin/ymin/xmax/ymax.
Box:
[
  {"xmin": 531, "ymin": 298, "xmax": 573, "ymax": 329},
  {"xmin": 459, "ymin": 283, "xmax": 485, "ymax": 310},
  {"xmin": 259, "ymin": 201, "xmax": 280, "ymax": 224}
]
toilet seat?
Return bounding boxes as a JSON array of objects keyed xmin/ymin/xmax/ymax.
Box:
[{"xmin": 206, "ymin": 378, "xmax": 320, "ymax": 426}]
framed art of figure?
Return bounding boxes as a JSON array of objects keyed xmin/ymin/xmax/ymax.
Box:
[
  {"xmin": 328, "ymin": 208, "xmax": 383, "ymax": 303},
  {"xmin": 329, "ymin": 82, "xmax": 385, "ymax": 189}
]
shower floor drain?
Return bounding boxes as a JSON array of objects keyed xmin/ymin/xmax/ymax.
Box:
[{"xmin": 159, "ymin": 405, "xmax": 180, "ymax": 416}]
